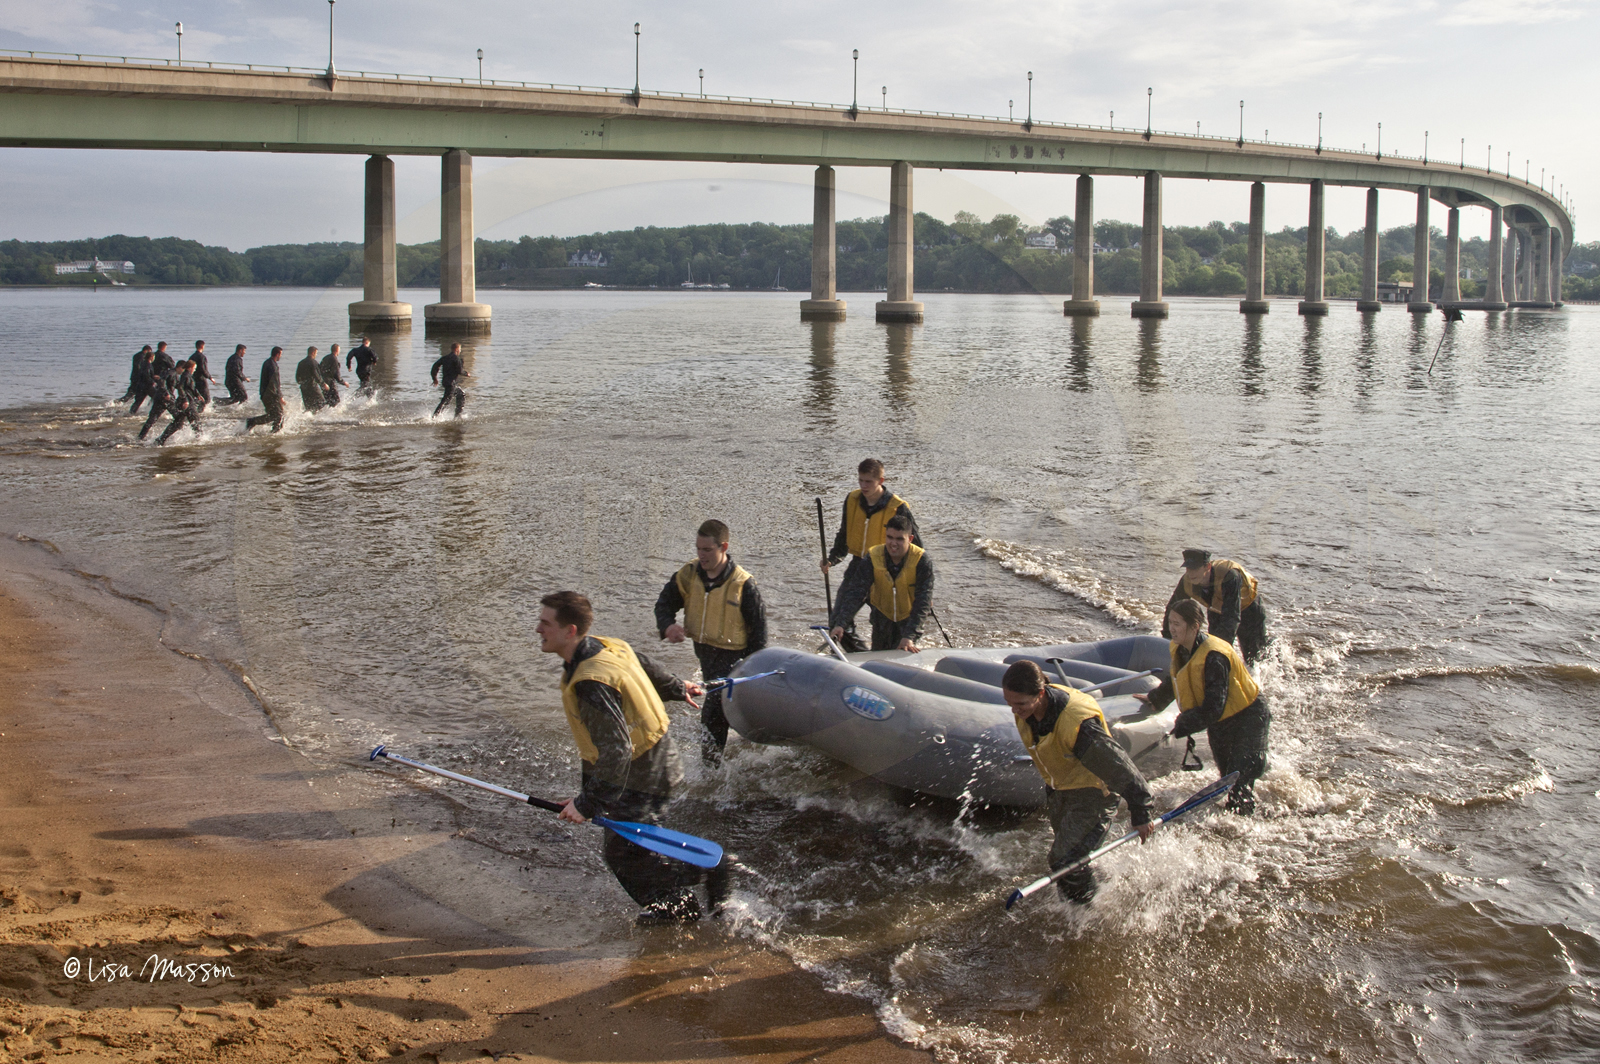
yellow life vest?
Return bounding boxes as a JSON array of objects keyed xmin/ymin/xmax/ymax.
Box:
[
  {"xmin": 1179, "ymin": 558, "xmax": 1258, "ymax": 612},
  {"xmin": 674, "ymin": 561, "xmax": 751, "ymax": 651},
  {"xmin": 1171, "ymin": 634, "xmax": 1260, "ymax": 724},
  {"xmin": 843, "ymin": 489, "xmax": 907, "ymax": 558},
  {"xmin": 867, "ymin": 543, "xmax": 923, "ymax": 622},
  {"xmin": 1014, "ymin": 685, "xmax": 1111, "ymax": 793},
  {"xmin": 559, "ymin": 636, "xmax": 670, "ymax": 764}
]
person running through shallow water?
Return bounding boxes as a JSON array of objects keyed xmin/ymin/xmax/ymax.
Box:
[
  {"xmin": 188, "ymin": 340, "xmax": 217, "ymax": 413},
  {"xmin": 156, "ymin": 360, "xmax": 202, "ymax": 445},
  {"xmin": 119, "ymin": 345, "xmax": 152, "ymax": 404},
  {"xmin": 218, "ymin": 344, "xmax": 251, "ymax": 406},
  {"xmin": 320, "ymin": 343, "xmax": 350, "ymax": 407},
  {"xmin": 137, "ymin": 355, "xmax": 183, "ymax": 440},
  {"xmin": 295, "ymin": 346, "xmax": 327, "ymax": 414},
  {"xmin": 126, "ymin": 346, "xmax": 156, "ymax": 414},
  {"xmin": 430, "ymin": 342, "xmax": 470, "ymax": 418},
  {"xmin": 244, "ymin": 347, "xmax": 287, "ymax": 433},
  {"xmin": 346, "ymin": 336, "xmax": 378, "ymax": 394}
]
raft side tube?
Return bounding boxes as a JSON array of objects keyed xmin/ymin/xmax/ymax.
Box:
[{"xmin": 935, "ymin": 656, "xmax": 1094, "ymax": 690}]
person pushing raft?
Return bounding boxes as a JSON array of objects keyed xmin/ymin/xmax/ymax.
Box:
[
  {"xmin": 1164, "ymin": 549, "xmax": 1269, "ymax": 666},
  {"xmin": 536, "ymin": 591, "xmax": 730, "ymax": 924},
  {"xmin": 1004, "ymin": 661, "xmax": 1155, "ymax": 904},
  {"xmin": 821, "ymin": 458, "xmax": 921, "ymax": 650},
  {"xmin": 653, "ymin": 519, "xmax": 768, "ymax": 765},
  {"xmin": 830, "ymin": 514, "xmax": 933, "ymax": 652},
  {"xmin": 1137, "ymin": 597, "xmax": 1271, "ymax": 815}
]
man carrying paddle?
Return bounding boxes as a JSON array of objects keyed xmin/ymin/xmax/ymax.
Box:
[
  {"xmin": 821, "ymin": 458, "xmax": 920, "ymax": 651},
  {"xmin": 537, "ymin": 591, "xmax": 729, "ymax": 924},
  {"xmin": 1004, "ymin": 661, "xmax": 1156, "ymax": 904},
  {"xmin": 653, "ymin": 519, "xmax": 768, "ymax": 766},
  {"xmin": 830, "ymin": 515, "xmax": 933, "ymax": 652}
]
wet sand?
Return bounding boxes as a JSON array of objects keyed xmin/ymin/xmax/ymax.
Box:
[{"xmin": 0, "ymin": 534, "xmax": 927, "ymax": 1063}]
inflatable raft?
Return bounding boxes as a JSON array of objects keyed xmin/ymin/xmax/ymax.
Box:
[{"xmin": 723, "ymin": 636, "xmax": 1203, "ymax": 809}]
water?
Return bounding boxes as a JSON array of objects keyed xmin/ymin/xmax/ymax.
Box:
[{"xmin": 2, "ymin": 285, "xmax": 1597, "ymax": 1062}]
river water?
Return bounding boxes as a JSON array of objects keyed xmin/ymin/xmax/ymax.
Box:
[{"xmin": 2, "ymin": 285, "xmax": 1597, "ymax": 1062}]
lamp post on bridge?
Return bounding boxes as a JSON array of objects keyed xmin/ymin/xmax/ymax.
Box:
[
  {"xmin": 1316, "ymin": 112, "xmax": 1322, "ymax": 154},
  {"xmin": 175, "ymin": 22, "xmax": 182, "ymax": 64},
  {"xmin": 326, "ymin": 1, "xmax": 336, "ymax": 84},
  {"xmin": 882, "ymin": 85, "xmax": 886, "ymax": 110},
  {"xmin": 632, "ymin": 23, "xmax": 641, "ymax": 102},
  {"xmin": 699, "ymin": 69, "xmax": 704, "ymax": 97},
  {"xmin": 1376, "ymin": 122, "xmax": 1382, "ymax": 159},
  {"xmin": 1009, "ymin": 100, "xmax": 1013, "ymax": 121},
  {"xmin": 1423, "ymin": 130, "xmax": 1428, "ymax": 165},
  {"xmin": 1024, "ymin": 71, "xmax": 1032, "ymax": 131},
  {"xmin": 477, "ymin": 49, "xmax": 484, "ymax": 84},
  {"xmin": 1143, "ymin": 86, "xmax": 1152, "ymax": 140},
  {"xmin": 1237, "ymin": 100, "xmax": 1243, "ymax": 148},
  {"xmin": 850, "ymin": 49, "xmax": 858, "ymax": 118},
  {"xmin": 1459, "ymin": 137, "xmax": 1464, "ymax": 169}
]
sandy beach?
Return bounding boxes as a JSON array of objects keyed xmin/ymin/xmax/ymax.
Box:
[{"xmin": 0, "ymin": 533, "xmax": 928, "ymax": 1063}]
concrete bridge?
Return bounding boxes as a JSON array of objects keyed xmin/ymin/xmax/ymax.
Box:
[{"xmin": 0, "ymin": 53, "xmax": 1574, "ymax": 330}]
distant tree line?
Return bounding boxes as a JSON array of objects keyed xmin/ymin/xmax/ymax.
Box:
[{"xmin": 3, "ymin": 223, "xmax": 1594, "ymax": 299}]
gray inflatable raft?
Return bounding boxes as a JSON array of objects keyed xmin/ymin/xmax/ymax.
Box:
[{"xmin": 723, "ymin": 636, "xmax": 1205, "ymax": 809}]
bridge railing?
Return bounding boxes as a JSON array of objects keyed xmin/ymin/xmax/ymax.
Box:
[{"xmin": 0, "ymin": 47, "xmax": 1564, "ymax": 211}]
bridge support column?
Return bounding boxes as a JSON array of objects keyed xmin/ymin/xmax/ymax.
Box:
[
  {"xmin": 1240, "ymin": 181, "xmax": 1269, "ymax": 313},
  {"xmin": 1298, "ymin": 179, "xmax": 1329, "ymax": 314},
  {"xmin": 1532, "ymin": 228, "xmax": 1551, "ymax": 305},
  {"xmin": 876, "ymin": 162, "xmax": 924, "ymax": 323},
  {"xmin": 1441, "ymin": 207, "xmax": 1462, "ymax": 306},
  {"xmin": 1062, "ymin": 174, "xmax": 1100, "ymax": 313},
  {"xmin": 425, "ymin": 149, "xmax": 491, "ymax": 334},
  {"xmin": 1408, "ymin": 187, "xmax": 1433, "ymax": 313},
  {"xmin": 1550, "ymin": 229, "xmax": 1564, "ymax": 306},
  {"xmin": 801, "ymin": 166, "xmax": 846, "ymax": 321},
  {"xmin": 1482, "ymin": 205, "xmax": 1508, "ymax": 310},
  {"xmin": 1132, "ymin": 171, "xmax": 1168, "ymax": 318},
  {"xmin": 1500, "ymin": 221, "xmax": 1516, "ymax": 304},
  {"xmin": 1518, "ymin": 229, "xmax": 1532, "ymax": 300},
  {"xmin": 1357, "ymin": 187, "xmax": 1381, "ymax": 312},
  {"xmin": 348, "ymin": 155, "xmax": 412, "ymax": 330},
  {"xmin": 1063, "ymin": 174, "xmax": 1100, "ymax": 316}
]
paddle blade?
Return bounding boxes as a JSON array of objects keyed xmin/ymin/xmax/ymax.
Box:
[
  {"xmin": 1004, "ymin": 888, "xmax": 1024, "ymax": 911},
  {"xmin": 595, "ymin": 817, "xmax": 724, "ymax": 869}
]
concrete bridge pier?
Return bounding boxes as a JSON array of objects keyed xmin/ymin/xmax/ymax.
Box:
[
  {"xmin": 1240, "ymin": 181, "xmax": 1270, "ymax": 313},
  {"xmin": 1481, "ymin": 204, "xmax": 1508, "ymax": 310},
  {"xmin": 348, "ymin": 155, "xmax": 412, "ymax": 330},
  {"xmin": 1357, "ymin": 187, "xmax": 1382, "ymax": 312},
  {"xmin": 1532, "ymin": 228, "xmax": 1551, "ymax": 305},
  {"xmin": 1500, "ymin": 222, "xmax": 1516, "ymax": 304},
  {"xmin": 1131, "ymin": 171, "xmax": 1168, "ymax": 318},
  {"xmin": 876, "ymin": 161, "xmax": 924, "ymax": 323},
  {"xmin": 800, "ymin": 166, "xmax": 847, "ymax": 321},
  {"xmin": 1550, "ymin": 229, "xmax": 1564, "ymax": 306},
  {"xmin": 1408, "ymin": 188, "xmax": 1433, "ymax": 313},
  {"xmin": 1062, "ymin": 175, "xmax": 1100, "ymax": 316},
  {"xmin": 424, "ymin": 149, "xmax": 492, "ymax": 334},
  {"xmin": 1441, "ymin": 207, "xmax": 1462, "ymax": 306},
  {"xmin": 1298, "ymin": 179, "xmax": 1330, "ymax": 314},
  {"xmin": 1518, "ymin": 229, "xmax": 1533, "ymax": 301}
]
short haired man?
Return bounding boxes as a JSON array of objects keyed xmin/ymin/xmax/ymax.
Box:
[
  {"xmin": 1004, "ymin": 660, "xmax": 1155, "ymax": 903},
  {"xmin": 156, "ymin": 360, "xmax": 202, "ymax": 445},
  {"xmin": 653, "ymin": 519, "xmax": 768, "ymax": 764},
  {"xmin": 137, "ymin": 355, "xmax": 184, "ymax": 440},
  {"xmin": 346, "ymin": 336, "xmax": 378, "ymax": 393},
  {"xmin": 244, "ymin": 347, "xmax": 287, "ymax": 433},
  {"xmin": 320, "ymin": 343, "xmax": 349, "ymax": 407},
  {"xmin": 218, "ymin": 344, "xmax": 252, "ymax": 406},
  {"xmin": 189, "ymin": 341, "xmax": 216, "ymax": 412},
  {"xmin": 829, "ymin": 514, "xmax": 933, "ymax": 652},
  {"xmin": 126, "ymin": 346, "xmax": 156, "ymax": 414},
  {"xmin": 295, "ymin": 346, "xmax": 327, "ymax": 413},
  {"xmin": 1163, "ymin": 549, "xmax": 1270, "ymax": 666},
  {"xmin": 821, "ymin": 458, "xmax": 920, "ymax": 651},
  {"xmin": 431, "ymin": 342, "xmax": 470, "ymax": 418},
  {"xmin": 537, "ymin": 591, "xmax": 728, "ymax": 924}
]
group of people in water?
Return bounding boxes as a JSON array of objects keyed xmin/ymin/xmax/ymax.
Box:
[
  {"xmin": 119, "ymin": 337, "xmax": 471, "ymax": 443},
  {"xmin": 538, "ymin": 457, "xmax": 1274, "ymax": 922}
]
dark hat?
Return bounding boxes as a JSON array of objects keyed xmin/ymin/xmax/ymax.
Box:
[{"xmin": 1181, "ymin": 549, "xmax": 1211, "ymax": 569}]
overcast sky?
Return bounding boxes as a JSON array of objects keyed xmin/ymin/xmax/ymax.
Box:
[{"xmin": 0, "ymin": 0, "xmax": 1590, "ymax": 250}]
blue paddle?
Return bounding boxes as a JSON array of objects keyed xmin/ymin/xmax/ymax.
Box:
[
  {"xmin": 1005, "ymin": 771, "xmax": 1241, "ymax": 910},
  {"xmin": 702, "ymin": 668, "xmax": 785, "ymax": 693},
  {"xmin": 368, "ymin": 745, "xmax": 723, "ymax": 869}
]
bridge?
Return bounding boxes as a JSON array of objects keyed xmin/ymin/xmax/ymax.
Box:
[{"xmin": 0, "ymin": 52, "xmax": 1574, "ymax": 331}]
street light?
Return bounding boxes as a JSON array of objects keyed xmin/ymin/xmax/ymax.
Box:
[
  {"xmin": 699, "ymin": 68, "xmax": 704, "ymax": 97},
  {"xmin": 1009, "ymin": 99, "xmax": 1013, "ymax": 121},
  {"xmin": 633, "ymin": 23, "xmax": 641, "ymax": 101},
  {"xmin": 1237, "ymin": 100, "xmax": 1243, "ymax": 148},
  {"xmin": 1376, "ymin": 122, "xmax": 1382, "ymax": 159},
  {"xmin": 1487, "ymin": 145, "xmax": 1492, "ymax": 172},
  {"xmin": 1110, "ymin": 109, "xmax": 1114, "ymax": 128},
  {"xmin": 1316, "ymin": 112, "xmax": 1322, "ymax": 154},
  {"xmin": 326, "ymin": 1, "xmax": 336, "ymax": 83},
  {"xmin": 1144, "ymin": 86, "xmax": 1152, "ymax": 140},
  {"xmin": 1024, "ymin": 71, "xmax": 1032, "ymax": 131},
  {"xmin": 1196, "ymin": 120, "xmax": 1200, "ymax": 136},
  {"xmin": 881, "ymin": 85, "xmax": 886, "ymax": 110},
  {"xmin": 477, "ymin": 49, "xmax": 484, "ymax": 84},
  {"xmin": 175, "ymin": 21, "xmax": 182, "ymax": 64},
  {"xmin": 850, "ymin": 49, "xmax": 858, "ymax": 117},
  {"xmin": 1423, "ymin": 130, "xmax": 1428, "ymax": 165}
]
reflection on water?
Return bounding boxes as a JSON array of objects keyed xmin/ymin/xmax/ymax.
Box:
[
  {"xmin": 1066, "ymin": 316, "xmax": 1092, "ymax": 393},
  {"xmin": 1354, "ymin": 314, "xmax": 1379, "ymax": 403},
  {"xmin": 1241, "ymin": 315, "xmax": 1266, "ymax": 397},
  {"xmin": 1300, "ymin": 315, "xmax": 1323, "ymax": 396},
  {"xmin": 806, "ymin": 320, "xmax": 837, "ymax": 429},
  {"xmin": 1134, "ymin": 317, "xmax": 1162, "ymax": 392},
  {"xmin": 883, "ymin": 323, "xmax": 915, "ymax": 414}
]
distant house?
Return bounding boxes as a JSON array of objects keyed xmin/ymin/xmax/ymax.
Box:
[
  {"xmin": 55, "ymin": 258, "xmax": 135, "ymax": 275},
  {"xmin": 1377, "ymin": 280, "xmax": 1413, "ymax": 302},
  {"xmin": 567, "ymin": 250, "xmax": 608, "ymax": 268},
  {"xmin": 1024, "ymin": 232, "xmax": 1058, "ymax": 250}
]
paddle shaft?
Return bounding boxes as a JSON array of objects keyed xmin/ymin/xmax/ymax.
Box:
[
  {"xmin": 704, "ymin": 669, "xmax": 784, "ymax": 692},
  {"xmin": 815, "ymin": 497, "xmax": 834, "ymax": 618},
  {"xmin": 374, "ymin": 747, "xmax": 562, "ymax": 812},
  {"xmin": 1006, "ymin": 771, "xmax": 1240, "ymax": 909}
]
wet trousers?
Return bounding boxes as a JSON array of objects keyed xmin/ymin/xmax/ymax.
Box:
[
  {"xmin": 600, "ymin": 790, "xmax": 729, "ymax": 915},
  {"xmin": 128, "ymin": 387, "xmax": 151, "ymax": 415},
  {"xmin": 137, "ymin": 400, "xmax": 169, "ymax": 439},
  {"xmin": 1208, "ymin": 699, "xmax": 1271, "ymax": 815},
  {"xmin": 1237, "ymin": 600, "xmax": 1269, "ymax": 666},
  {"xmin": 693, "ymin": 642, "xmax": 747, "ymax": 762},
  {"xmin": 157, "ymin": 408, "xmax": 199, "ymax": 444},
  {"xmin": 218, "ymin": 382, "xmax": 249, "ymax": 406},
  {"xmin": 245, "ymin": 400, "xmax": 286, "ymax": 432},
  {"xmin": 433, "ymin": 385, "xmax": 465, "ymax": 418},
  {"xmin": 866, "ymin": 609, "xmax": 920, "ymax": 653},
  {"xmin": 1045, "ymin": 786, "xmax": 1121, "ymax": 904}
]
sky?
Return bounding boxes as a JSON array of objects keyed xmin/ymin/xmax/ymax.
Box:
[{"xmin": 0, "ymin": 0, "xmax": 1591, "ymax": 251}]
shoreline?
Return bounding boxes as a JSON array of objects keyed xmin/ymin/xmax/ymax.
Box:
[{"xmin": 0, "ymin": 532, "xmax": 928, "ymax": 1063}]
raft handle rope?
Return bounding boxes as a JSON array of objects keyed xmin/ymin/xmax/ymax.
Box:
[
  {"xmin": 810, "ymin": 624, "xmax": 852, "ymax": 663},
  {"xmin": 1004, "ymin": 771, "xmax": 1240, "ymax": 910},
  {"xmin": 1181, "ymin": 736, "xmax": 1205, "ymax": 771},
  {"xmin": 367, "ymin": 745, "xmax": 723, "ymax": 869}
]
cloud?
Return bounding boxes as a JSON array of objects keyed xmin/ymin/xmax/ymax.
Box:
[{"xmin": 1441, "ymin": 0, "xmax": 1584, "ymax": 25}]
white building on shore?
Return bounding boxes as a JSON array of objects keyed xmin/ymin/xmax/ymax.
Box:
[{"xmin": 54, "ymin": 258, "xmax": 136, "ymax": 275}]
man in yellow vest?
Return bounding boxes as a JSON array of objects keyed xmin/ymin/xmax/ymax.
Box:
[
  {"xmin": 821, "ymin": 458, "xmax": 920, "ymax": 651},
  {"xmin": 1003, "ymin": 661, "xmax": 1155, "ymax": 904},
  {"xmin": 537, "ymin": 590, "xmax": 728, "ymax": 924},
  {"xmin": 1163, "ymin": 548, "xmax": 1270, "ymax": 666},
  {"xmin": 1137, "ymin": 597, "xmax": 1271, "ymax": 815},
  {"xmin": 654, "ymin": 519, "xmax": 768, "ymax": 765},
  {"xmin": 829, "ymin": 515, "xmax": 933, "ymax": 652}
]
